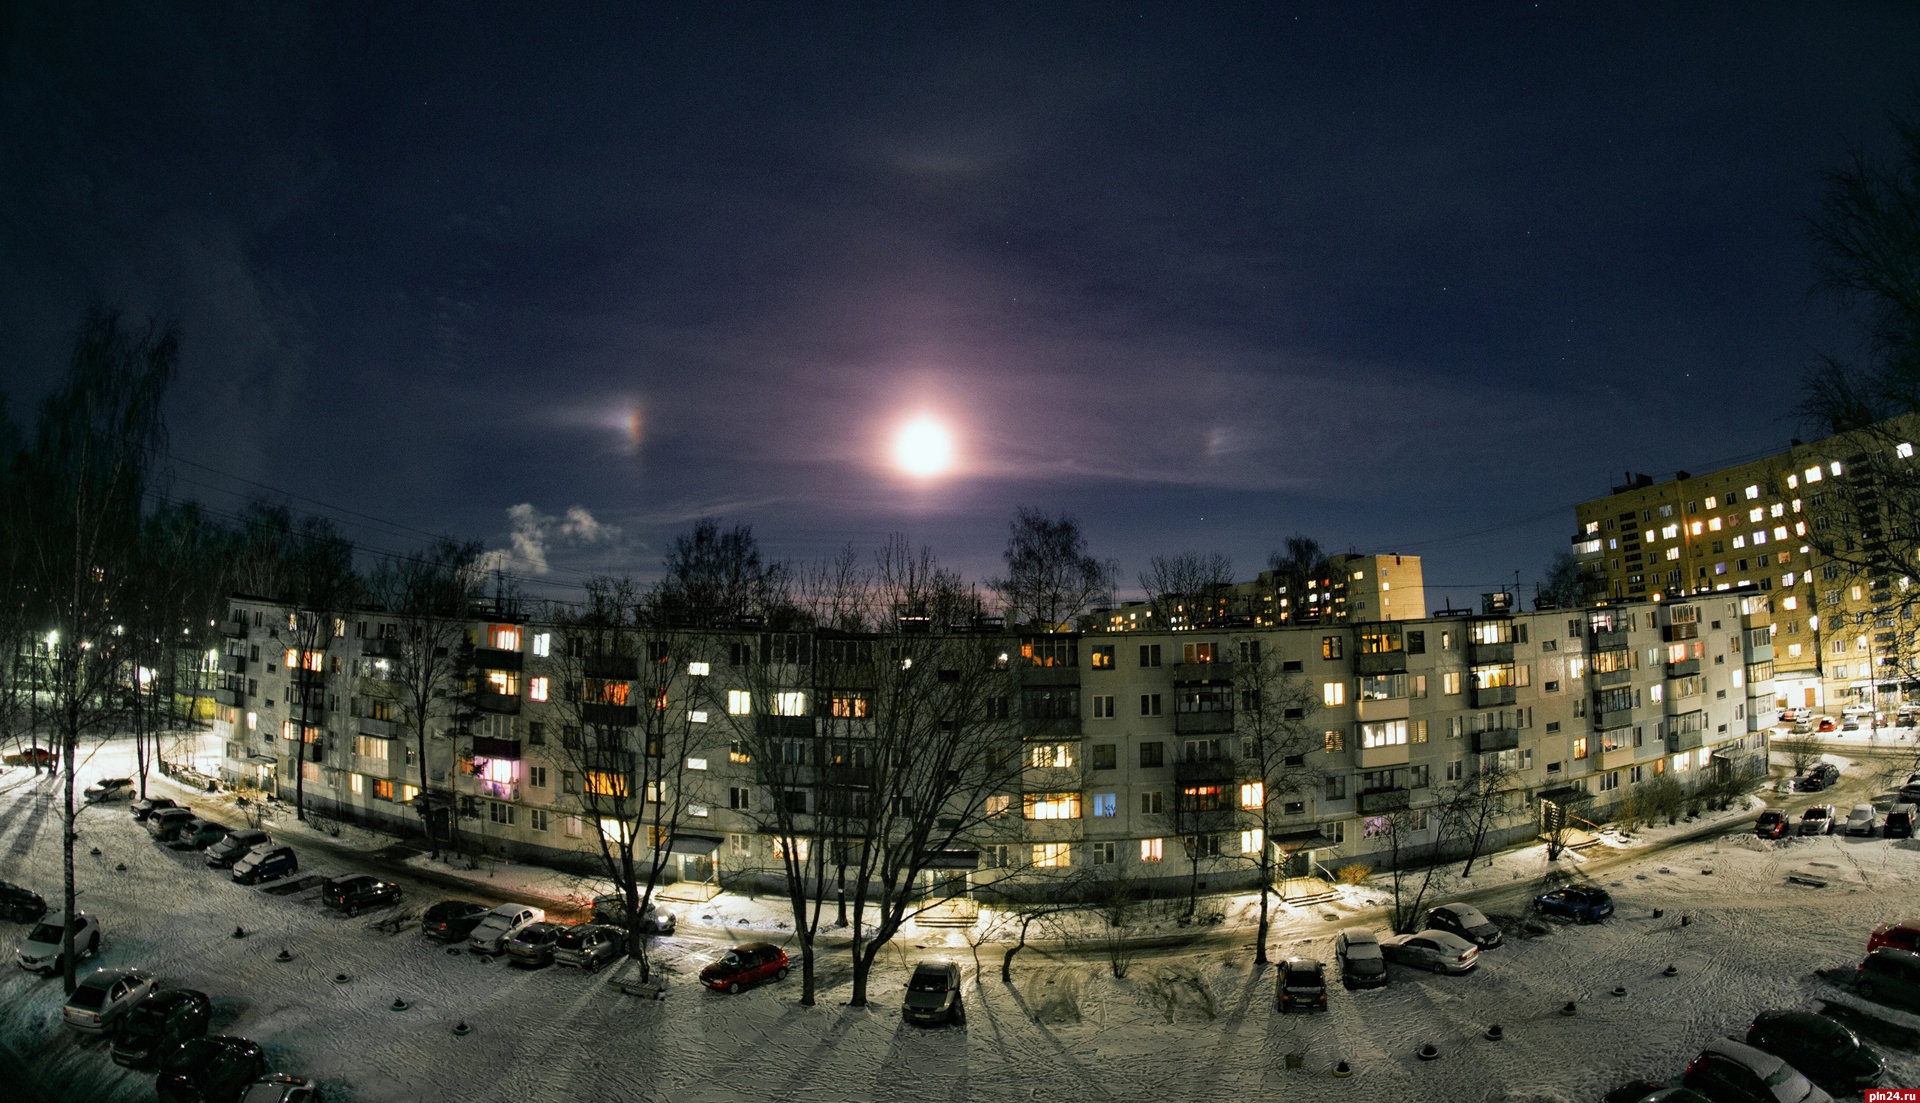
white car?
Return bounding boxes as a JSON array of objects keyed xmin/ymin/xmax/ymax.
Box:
[
  {"xmin": 1846, "ymin": 803, "xmax": 1880, "ymax": 836},
  {"xmin": 467, "ymin": 903, "xmax": 543, "ymax": 955},
  {"xmin": 16, "ymin": 912, "xmax": 101, "ymax": 975},
  {"xmin": 61, "ymin": 967, "xmax": 156, "ymax": 1033},
  {"xmin": 1379, "ymin": 929, "xmax": 1479, "ymax": 974}
]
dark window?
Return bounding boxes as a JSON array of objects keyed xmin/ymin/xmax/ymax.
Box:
[
  {"xmin": 1139, "ymin": 644, "xmax": 1162, "ymax": 667},
  {"xmin": 1406, "ymin": 632, "xmax": 1425, "ymax": 654},
  {"xmin": 1139, "ymin": 741, "xmax": 1165, "ymax": 768},
  {"xmin": 1282, "ymin": 660, "xmax": 1303, "ymax": 673},
  {"xmin": 1091, "ymin": 744, "xmax": 1117, "ymax": 771}
]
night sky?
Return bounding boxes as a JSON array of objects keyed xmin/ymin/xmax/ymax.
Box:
[{"xmin": 5, "ymin": 3, "xmax": 1919, "ymax": 610}]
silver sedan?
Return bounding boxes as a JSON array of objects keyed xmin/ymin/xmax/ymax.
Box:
[{"xmin": 1379, "ymin": 929, "xmax": 1480, "ymax": 974}]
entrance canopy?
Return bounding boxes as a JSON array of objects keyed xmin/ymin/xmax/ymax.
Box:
[
  {"xmin": 923, "ymin": 849, "xmax": 980, "ymax": 871},
  {"xmin": 667, "ymin": 833, "xmax": 723, "ymax": 856},
  {"xmin": 1271, "ymin": 827, "xmax": 1331, "ymax": 849}
]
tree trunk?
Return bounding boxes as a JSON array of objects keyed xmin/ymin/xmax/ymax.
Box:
[
  {"xmin": 799, "ymin": 942, "xmax": 816, "ymax": 1007},
  {"xmin": 1001, "ymin": 915, "xmax": 1035, "ymax": 983},
  {"xmin": 1255, "ymin": 867, "xmax": 1271, "ymax": 965}
]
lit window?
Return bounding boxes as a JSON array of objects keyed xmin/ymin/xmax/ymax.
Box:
[
  {"xmin": 986, "ymin": 795, "xmax": 1011, "ymax": 816},
  {"xmin": 1643, "ymin": 530, "xmax": 1655, "ymax": 543},
  {"xmin": 1323, "ymin": 682, "xmax": 1346, "ymax": 706},
  {"xmin": 488, "ymin": 625, "xmax": 521, "ymax": 651},
  {"xmin": 585, "ymin": 771, "xmax": 629, "ymax": 797},
  {"xmin": 1092, "ymin": 792, "xmax": 1117, "ymax": 817},
  {"xmin": 1140, "ymin": 838, "xmax": 1164, "ymax": 862},
  {"xmin": 1769, "ymin": 503, "xmax": 1784, "ymax": 518},
  {"xmin": 1705, "ymin": 495, "xmax": 1718, "ymax": 508},
  {"xmin": 774, "ymin": 691, "xmax": 806, "ymax": 717},
  {"xmin": 1241, "ymin": 828, "xmax": 1264, "ymax": 854},
  {"xmin": 1794, "ymin": 521, "xmax": 1806, "ymax": 535},
  {"xmin": 1788, "ymin": 643, "xmax": 1803, "ymax": 658},
  {"xmin": 1361, "ymin": 720, "xmax": 1408, "ymax": 748},
  {"xmin": 1787, "ymin": 474, "xmax": 1799, "ymax": 489},
  {"xmin": 1584, "ymin": 521, "xmax": 1600, "ymax": 535},
  {"xmin": 1023, "ymin": 793, "xmax": 1082, "ymax": 820},
  {"xmin": 1661, "ymin": 524, "xmax": 1678, "ymax": 540},
  {"xmin": 1744, "ymin": 485, "xmax": 1759, "ymax": 499},
  {"xmin": 1666, "ymin": 548, "xmax": 1680, "ymax": 561},
  {"xmin": 486, "ymin": 670, "xmax": 519, "ymax": 696},
  {"xmin": 1033, "ymin": 843, "xmax": 1071, "ymax": 868},
  {"xmin": 350, "ymin": 774, "xmax": 364, "ymax": 794},
  {"xmin": 1709, "ymin": 518, "xmax": 1722, "ymax": 531},
  {"xmin": 728, "ymin": 690, "xmax": 751, "ymax": 715},
  {"xmin": 1688, "ymin": 521, "xmax": 1703, "ymax": 535},
  {"xmin": 1239, "ymin": 782, "xmax": 1264, "ymax": 809},
  {"xmin": 403, "ymin": 784, "xmax": 419, "ymax": 803},
  {"xmin": 687, "ymin": 757, "xmax": 708, "ymax": 771},
  {"xmin": 1573, "ymin": 738, "xmax": 1588, "ymax": 760},
  {"xmin": 1830, "ymin": 461, "xmax": 1842, "ymax": 476},
  {"xmin": 687, "ymin": 710, "xmax": 708, "ymax": 724},
  {"xmin": 1899, "ymin": 442, "xmax": 1915, "ymax": 459},
  {"xmin": 1782, "ymin": 596, "xmax": 1797, "ymax": 610},
  {"xmin": 532, "ymin": 633, "xmax": 550, "ymax": 657},
  {"xmin": 1732, "ymin": 536, "xmax": 1746, "ymax": 549},
  {"xmin": 245, "ymin": 712, "xmax": 257, "ymax": 731},
  {"xmin": 528, "ymin": 676, "xmax": 548, "ymax": 702},
  {"xmin": 687, "ymin": 661, "xmax": 710, "ymax": 676},
  {"xmin": 1804, "ymin": 466, "xmax": 1823, "ymax": 483}
]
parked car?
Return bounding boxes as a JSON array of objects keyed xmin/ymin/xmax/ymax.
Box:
[
  {"xmin": 700, "ymin": 942, "xmax": 789, "ymax": 992},
  {"xmin": 1754, "ymin": 811, "xmax": 1790, "ymax": 840},
  {"xmin": 421, "ymin": 900, "xmax": 491, "ymax": 942},
  {"xmin": 1798, "ymin": 806, "xmax": 1838, "ymax": 836},
  {"xmin": 1334, "ymin": 927, "xmax": 1388, "ymax": 989},
  {"xmin": 901, "ymin": 959, "xmax": 964, "ymax": 1025},
  {"xmin": 1856, "ymin": 948, "xmax": 1920, "ymax": 1012},
  {"xmin": 552, "ymin": 923, "xmax": 624, "ymax": 971},
  {"xmin": 591, "ymin": 893, "xmax": 677, "ymax": 935},
  {"xmin": 1797, "ymin": 764, "xmax": 1841, "ymax": 792},
  {"xmin": 1682, "ymin": 1037, "xmax": 1834, "ymax": 1103},
  {"xmin": 177, "ymin": 820, "xmax": 229, "ymax": 851},
  {"xmin": 1424, "ymin": 903, "xmax": 1502, "ymax": 949},
  {"xmin": 1602, "ymin": 1084, "xmax": 1713, "ymax": 1103},
  {"xmin": 1898, "ymin": 781, "xmax": 1920, "ymax": 806},
  {"xmin": 130, "ymin": 796, "xmax": 178, "ymax": 821},
  {"xmin": 1817, "ymin": 717, "xmax": 1839, "ymax": 733},
  {"xmin": 1886, "ymin": 803, "xmax": 1917, "ymax": 839},
  {"xmin": 204, "ymin": 829, "xmax": 270, "ymax": 869},
  {"xmin": 1533, "ymin": 884, "xmax": 1615, "ymax": 923},
  {"xmin": 1791, "ymin": 720, "xmax": 1815, "ymax": 735},
  {"xmin": 1845, "ymin": 804, "xmax": 1880, "ymax": 836},
  {"xmin": 1746, "ymin": 1009, "xmax": 1885, "ymax": 1097},
  {"xmin": 3, "ymin": 747, "xmax": 55, "ymax": 767},
  {"xmin": 238, "ymin": 1076, "xmax": 319, "ymax": 1103},
  {"xmin": 16, "ymin": 912, "xmax": 100, "ymax": 974},
  {"xmin": 61, "ymin": 967, "xmax": 157, "ymax": 1034},
  {"xmin": 0, "ymin": 880, "xmax": 47, "ymax": 923},
  {"xmin": 1380, "ymin": 929, "xmax": 1479, "ymax": 974},
  {"xmin": 320, "ymin": 875, "xmax": 400, "ymax": 916},
  {"xmin": 504, "ymin": 921, "xmax": 566, "ymax": 968},
  {"xmin": 84, "ymin": 777, "xmax": 134, "ymax": 802},
  {"xmin": 147, "ymin": 807, "xmax": 196, "ymax": 843},
  {"xmin": 1841, "ymin": 718, "xmax": 1861, "ymax": 732},
  {"xmin": 468, "ymin": 903, "xmax": 543, "ymax": 955},
  {"xmin": 156, "ymin": 1036, "xmax": 268, "ymax": 1103},
  {"xmin": 111, "ymin": 988, "xmax": 212, "ymax": 1068},
  {"xmin": 1869, "ymin": 919, "xmax": 1920, "ymax": 954},
  {"xmin": 230, "ymin": 844, "xmax": 297, "ymax": 885},
  {"xmin": 1276, "ymin": 957, "xmax": 1328, "ymax": 1013}
]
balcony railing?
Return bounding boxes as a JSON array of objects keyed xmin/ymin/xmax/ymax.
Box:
[
  {"xmin": 473, "ymin": 647, "xmax": 523, "ymax": 672},
  {"xmin": 581, "ymin": 701, "xmax": 635, "ymax": 726},
  {"xmin": 1470, "ymin": 685, "xmax": 1516, "ymax": 708},
  {"xmin": 1354, "ymin": 651, "xmax": 1407, "ymax": 676},
  {"xmin": 1172, "ymin": 758, "xmax": 1235, "ymax": 785},
  {"xmin": 1472, "ymin": 728, "xmax": 1520, "ymax": 754},
  {"xmin": 1593, "ymin": 707, "xmax": 1634, "ymax": 731},
  {"xmin": 214, "ymin": 687, "xmax": 238, "ymax": 707},
  {"xmin": 1591, "ymin": 629, "xmax": 1628, "ymax": 650},
  {"xmin": 1022, "ymin": 716, "xmax": 1082, "ymax": 739},
  {"xmin": 477, "ymin": 690, "xmax": 522, "ymax": 716},
  {"xmin": 1172, "ymin": 661, "xmax": 1233, "ymax": 686},
  {"xmin": 1666, "ymin": 727, "xmax": 1704, "ymax": 753},
  {"xmin": 357, "ymin": 717, "xmax": 391, "ymax": 738},
  {"xmin": 1665, "ymin": 658, "xmax": 1700, "ymax": 678},
  {"xmin": 222, "ymin": 655, "xmax": 248, "ymax": 675},
  {"xmin": 1596, "ymin": 667, "xmax": 1632, "ymax": 687},
  {"xmin": 585, "ymin": 654, "xmax": 639, "ymax": 680},
  {"xmin": 222, "ymin": 620, "xmax": 248, "ymax": 639},
  {"xmin": 1468, "ymin": 641, "xmax": 1514, "ymax": 664},
  {"xmin": 361, "ymin": 637, "xmax": 399, "ymax": 659},
  {"xmin": 1174, "ymin": 710, "xmax": 1235, "ymax": 735},
  {"xmin": 1356, "ymin": 788, "xmax": 1410, "ymax": 814}
]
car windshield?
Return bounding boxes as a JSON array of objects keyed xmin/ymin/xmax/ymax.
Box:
[
  {"xmin": 27, "ymin": 922, "xmax": 66, "ymax": 942},
  {"xmin": 159, "ymin": 1042, "xmax": 209, "ymax": 1073},
  {"xmin": 719, "ymin": 951, "xmax": 744, "ymax": 968},
  {"xmin": 1284, "ymin": 968, "xmax": 1320, "ymax": 986},
  {"xmin": 909, "ymin": 971, "xmax": 949, "ymax": 992},
  {"xmin": 1453, "ymin": 906, "xmax": 1488, "ymax": 926},
  {"xmin": 557, "ymin": 931, "xmax": 586, "ymax": 949},
  {"xmin": 1804, "ymin": 809, "xmax": 1828, "ymax": 819},
  {"xmin": 120, "ymin": 1004, "xmax": 165, "ymax": 1035}
]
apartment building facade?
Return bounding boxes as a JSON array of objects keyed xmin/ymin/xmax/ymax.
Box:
[
  {"xmin": 211, "ymin": 589, "xmax": 1770, "ymax": 902},
  {"xmin": 1571, "ymin": 413, "xmax": 1920, "ymax": 712}
]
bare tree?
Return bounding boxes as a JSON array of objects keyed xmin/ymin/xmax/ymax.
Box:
[
  {"xmin": 1229, "ymin": 640, "xmax": 1320, "ymax": 963},
  {"xmin": 1534, "ymin": 551, "xmax": 1585, "ymax": 611},
  {"xmin": 280, "ymin": 519, "xmax": 357, "ymax": 822},
  {"xmin": 991, "ymin": 507, "xmax": 1114, "ymax": 630},
  {"xmin": 367, "ymin": 539, "xmax": 482, "ymax": 858},
  {"xmin": 1265, "ymin": 535, "xmax": 1332, "ymax": 625},
  {"xmin": 1139, "ymin": 552, "xmax": 1236, "ymax": 626},
  {"xmin": 1445, "ymin": 755, "xmax": 1523, "ymax": 878},
  {"xmin": 1774, "ymin": 733, "xmax": 1826, "ymax": 779}
]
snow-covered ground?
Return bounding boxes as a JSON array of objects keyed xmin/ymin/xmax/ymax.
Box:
[{"xmin": 4, "ymin": 752, "xmax": 1920, "ymax": 1102}]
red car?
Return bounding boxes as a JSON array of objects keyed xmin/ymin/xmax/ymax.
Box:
[
  {"xmin": 1817, "ymin": 718, "xmax": 1838, "ymax": 733},
  {"xmin": 699, "ymin": 942, "xmax": 789, "ymax": 993},
  {"xmin": 1754, "ymin": 811, "xmax": 1790, "ymax": 840},
  {"xmin": 1869, "ymin": 919, "xmax": 1920, "ymax": 955},
  {"xmin": 3, "ymin": 747, "xmax": 55, "ymax": 767}
]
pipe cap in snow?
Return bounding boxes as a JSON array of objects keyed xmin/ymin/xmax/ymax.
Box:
[
  {"xmin": 89, "ymin": 848, "xmax": 101, "ymax": 856},
  {"xmin": 231, "ymin": 927, "xmax": 246, "ymax": 939},
  {"xmin": 390, "ymin": 998, "xmax": 409, "ymax": 1011},
  {"xmin": 1416, "ymin": 1044, "xmax": 1439, "ymax": 1061},
  {"xmin": 453, "ymin": 1022, "xmax": 472, "ymax": 1036},
  {"xmin": 275, "ymin": 949, "xmax": 293, "ymax": 963},
  {"xmin": 114, "ymin": 863, "xmax": 126, "ymax": 871},
  {"xmin": 1560, "ymin": 1002, "xmax": 1577, "ymax": 1016},
  {"xmin": 1332, "ymin": 1061, "xmax": 1351, "ymax": 1078},
  {"xmin": 1612, "ymin": 987, "xmax": 1627, "ymax": 997},
  {"xmin": 332, "ymin": 973, "xmax": 350, "ymax": 985},
  {"xmin": 1663, "ymin": 964, "xmax": 1679, "ymax": 977},
  {"xmin": 1484, "ymin": 1025, "xmax": 1504, "ymax": 1041}
]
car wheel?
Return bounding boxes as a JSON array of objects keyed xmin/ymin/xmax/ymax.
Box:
[
  {"xmin": 727, "ymin": 981, "xmax": 741, "ymax": 995},
  {"xmin": 1859, "ymin": 981, "xmax": 1877, "ymax": 1000},
  {"xmin": 952, "ymin": 999, "xmax": 966, "ymax": 1025},
  {"xmin": 1431, "ymin": 961, "xmax": 1446, "ymax": 975},
  {"xmin": 776, "ymin": 966, "xmax": 789, "ymax": 981}
]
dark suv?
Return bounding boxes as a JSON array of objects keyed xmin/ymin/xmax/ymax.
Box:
[
  {"xmin": 1277, "ymin": 958, "xmax": 1328, "ymax": 1013},
  {"xmin": 1857, "ymin": 948, "xmax": 1920, "ymax": 1011},
  {"xmin": 1745, "ymin": 1009, "xmax": 1885, "ymax": 1097},
  {"xmin": 111, "ymin": 988, "xmax": 212, "ymax": 1068},
  {"xmin": 156, "ymin": 1037, "xmax": 266, "ymax": 1103},
  {"xmin": 1798, "ymin": 763, "xmax": 1841, "ymax": 792},
  {"xmin": 1533, "ymin": 884, "xmax": 1614, "ymax": 923},
  {"xmin": 0, "ymin": 880, "xmax": 47, "ymax": 923},
  {"xmin": 321, "ymin": 875, "xmax": 401, "ymax": 916},
  {"xmin": 421, "ymin": 901, "xmax": 491, "ymax": 942}
]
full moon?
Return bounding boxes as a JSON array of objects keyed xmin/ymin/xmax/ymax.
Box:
[{"xmin": 893, "ymin": 417, "xmax": 955, "ymax": 478}]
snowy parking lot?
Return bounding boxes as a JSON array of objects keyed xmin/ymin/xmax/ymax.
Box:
[{"xmin": 4, "ymin": 758, "xmax": 1920, "ymax": 1103}]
